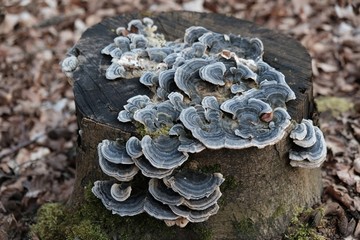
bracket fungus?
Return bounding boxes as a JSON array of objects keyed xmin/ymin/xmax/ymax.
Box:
[
  {"xmin": 88, "ymin": 17, "xmax": 327, "ymax": 228},
  {"xmin": 289, "ymin": 119, "xmax": 327, "ymax": 168}
]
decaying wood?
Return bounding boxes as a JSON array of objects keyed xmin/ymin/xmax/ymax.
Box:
[{"xmin": 68, "ymin": 11, "xmax": 321, "ymax": 239}]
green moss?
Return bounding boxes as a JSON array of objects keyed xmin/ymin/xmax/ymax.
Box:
[
  {"xmin": 66, "ymin": 220, "xmax": 108, "ymax": 240},
  {"xmin": 135, "ymin": 122, "xmax": 172, "ymax": 138},
  {"xmin": 199, "ymin": 163, "xmax": 222, "ymax": 173},
  {"xmin": 30, "ymin": 203, "xmax": 67, "ymax": 240},
  {"xmin": 284, "ymin": 207, "xmax": 326, "ymax": 240},
  {"xmin": 232, "ymin": 218, "xmax": 256, "ymax": 239},
  {"xmin": 221, "ymin": 175, "xmax": 238, "ymax": 192},
  {"xmin": 271, "ymin": 205, "xmax": 286, "ymax": 219},
  {"xmin": 315, "ymin": 96, "xmax": 354, "ymax": 116},
  {"xmin": 31, "ymin": 183, "xmax": 213, "ymax": 240}
]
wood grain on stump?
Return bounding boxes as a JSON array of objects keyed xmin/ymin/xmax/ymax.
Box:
[{"xmin": 67, "ymin": 11, "xmax": 321, "ymax": 239}]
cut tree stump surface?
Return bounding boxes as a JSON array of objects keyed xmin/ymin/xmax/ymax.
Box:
[{"xmin": 68, "ymin": 11, "xmax": 321, "ymax": 240}]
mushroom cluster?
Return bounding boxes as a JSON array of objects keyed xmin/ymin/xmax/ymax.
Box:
[{"xmin": 85, "ymin": 18, "xmax": 327, "ymax": 227}]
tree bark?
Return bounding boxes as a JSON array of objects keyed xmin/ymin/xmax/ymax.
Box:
[{"xmin": 67, "ymin": 11, "xmax": 321, "ymax": 239}]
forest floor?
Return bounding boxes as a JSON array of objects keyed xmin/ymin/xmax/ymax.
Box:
[{"xmin": 0, "ymin": 0, "xmax": 359, "ymax": 239}]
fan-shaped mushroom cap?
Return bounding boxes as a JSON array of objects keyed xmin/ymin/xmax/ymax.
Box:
[
  {"xmin": 183, "ymin": 187, "xmax": 222, "ymax": 211},
  {"xmin": 101, "ymin": 43, "xmax": 117, "ymax": 55},
  {"xmin": 257, "ymin": 80, "xmax": 296, "ymax": 107},
  {"xmin": 61, "ymin": 55, "xmax": 79, "ymax": 72},
  {"xmin": 228, "ymin": 35, "xmax": 264, "ymax": 61},
  {"xmin": 198, "ymin": 32, "xmax": 230, "ymax": 54},
  {"xmin": 99, "ymin": 139, "xmax": 134, "ymax": 164},
  {"xmin": 163, "ymin": 52, "xmax": 179, "ymax": 68},
  {"xmin": 133, "ymin": 106, "xmax": 158, "ymax": 132},
  {"xmin": 234, "ymin": 107, "xmax": 291, "ymax": 147},
  {"xmin": 144, "ymin": 195, "xmax": 179, "ymax": 221},
  {"xmin": 113, "ymin": 36, "xmax": 131, "ymax": 52},
  {"xmin": 92, "ymin": 181, "xmax": 145, "ymax": 216},
  {"xmin": 110, "ymin": 182, "xmax": 132, "ymax": 202},
  {"xmin": 199, "ymin": 62, "xmax": 226, "ymax": 86},
  {"xmin": 106, "ymin": 62, "xmax": 126, "ymax": 80},
  {"xmin": 290, "ymin": 126, "xmax": 327, "ymax": 168},
  {"xmin": 230, "ymin": 64, "xmax": 257, "ymax": 82},
  {"xmin": 129, "ymin": 34, "xmax": 148, "ymax": 49},
  {"xmin": 148, "ymin": 178, "xmax": 184, "ymax": 206},
  {"xmin": 156, "ymin": 100, "xmax": 179, "ymax": 124},
  {"xmin": 181, "ymin": 42, "xmax": 206, "ymax": 60},
  {"xmin": 139, "ymin": 71, "xmax": 158, "ymax": 87},
  {"xmin": 141, "ymin": 135, "xmax": 189, "ymax": 169},
  {"xmin": 132, "ymin": 156, "xmax": 174, "ymax": 179},
  {"xmin": 179, "ymin": 105, "xmax": 249, "ymax": 149},
  {"xmin": 109, "ymin": 48, "xmax": 123, "ymax": 59},
  {"xmin": 125, "ymin": 136, "xmax": 143, "ymax": 159},
  {"xmin": 146, "ymin": 47, "xmax": 173, "ymax": 62},
  {"xmin": 291, "ymin": 119, "xmax": 316, "ymax": 148},
  {"xmin": 290, "ymin": 121, "xmax": 307, "ymax": 141},
  {"xmin": 165, "ymin": 170, "xmax": 224, "ymax": 200},
  {"xmin": 184, "ymin": 26, "xmax": 209, "ymax": 44},
  {"xmin": 169, "ymin": 124, "xmax": 206, "ymax": 153},
  {"xmin": 142, "ymin": 17, "xmax": 154, "ymax": 27},
  {"xmin": 168, "ymin": 92, "xmax": 188, "ymax": 111},
  {"xmin": 149, "ymin": 168, "xmax": 222, "ymax": 210},
  {"xmin": 127, "ymin": 19, "xmax": 145, "ymax": 33},
  {"xmin": 169, "ymin": 203, "xmax": 220, "ymax": 223},
  {"xmin": 118, "ymin": 95, "xmax": 152, "ymax": 123},
  {"xmin": 157, "ymin": 69, "xmax": 176, "ymax": 99},
  {"xmin": 98, "ymin": 144, "xmax": 139, "ymax": 181},
  {"xmin": 174, "ymin": 58, "xmax": 212, "ymax": 101}
]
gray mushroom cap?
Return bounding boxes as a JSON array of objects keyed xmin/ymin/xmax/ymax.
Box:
[
  {"xmin": 235, "ymin": 107, "xmax": 291, "ymax": 148},
  {"xmin": 113, "ymin": 36, "xmax": 131, "ymax": 52},
  {"xmin": 92, "ymin": 180, "xmax": 145, "ymax": 216},
  {"xmin": 129, "ymin": 34, "xmax": 148, "ymax": 49},
  {"xmin": 183, "ymin": 187, "xmax": 222, "ymax": 211},
  {"xmin": 198, "ymin": 32, "xmax": 230, "ymax": 54},
  {"xmin": 290, "ymin": 121, "xmax": 307, "ymax": 141},
  {"xmin": 150, "ymin": 173, "xmax": 222, "ymax": 210},
  {"xmin": 98, "ymin": 144, "xmax": 139, "ymax": 182},
  {"xmin": 169, "ymin": 124, "xmax": 206, "ymax": 153},
  {"xmin": 165, "ymin": 170, "xmax": 224, "ymax": 200},
  {"xmin": 133, "ymin": 106, "xmax": 158, "ymax": 132},
  {"xmin": 139, "ymin": 71, "xmax": 158, "ymax": 87},
  {"xmin": 132, "ymin": 156, "xmax": 174, "ymax": 179},
  {"xmin": 158, "ymin": 69, "xmax": 176, "ymax": 99},
  {"xmin": 290, "ymin": 126, "xmax": 327, "ymax": 168},
  {"xmin": 144, "ymin": 195, "xmax": 179, "ymax": 221},
  {"xmin": 125, "ymin": 136, "xmax": 143, "ymax": 159},
  {"xmin": 106, "ymin": 62, "xmax": 126, "ymax": 80},
  {"xmin": 118, "ymin": 95, "xmax": 152, "ymax": 122},
  {"xmin": 179, "ymin": 105, "xmax": 249, "ymax": 149},
  {"xmin": 110, "ymin": 48, "xmax": 123, "ymax": 59},
  {"xmin": 291, "ymin": 119, "xmax": 317, "ymax": 148},
  {"xmin": 184, "ymin": 26, "xmax": 209, "ymax": 44},
  {"xmin": 141, "ymin": 135, "xmax": 189, "ymax": 169},
  {"xmin": 99, "ymin": 139, "xmax": 134, "ymax": 164},
  {"xmin": 110, "ymin": 182, "xmax": 132, "ymax": 202},
  {"xmin": 169, "ymin": 203, "xmax": 219, "ymax": 223},
  {"xmin": 101, "ymin": 43, "xmax": 117, "ymax": 55},
  {"xmin": 61, "ymin": 55, "xmax": 79, "ymax": 72},
  {"xmin": 199, "ymin": 62, "xmax": 226, "ymax": 86},
  {"xmin": 155, "ymin": 100, "xmax": 180, "ymax": 124},
  {"xmin": 127, "ymin": 19, "xmax": 145, "ymax": 33},
  {"xmin": 174, "ymin": 58, "xmax": 213, "ymax": 102},
  {"xmin": 168, "ymin": 92, "xmax": 188, "ymax": 111},
  {"xmin": 148, "ymin": 178, "xmax": 184, "ymax": 206}
]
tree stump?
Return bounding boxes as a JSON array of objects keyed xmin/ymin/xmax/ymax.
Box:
[{"xmin": 67, "ymin": 11, "xmax": 322, "ymax": 239}]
